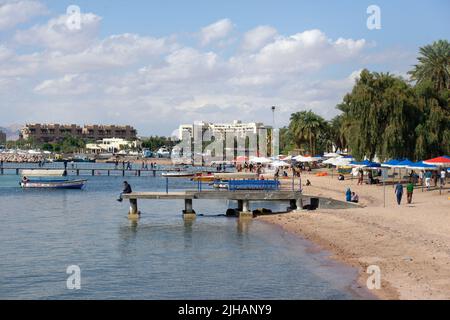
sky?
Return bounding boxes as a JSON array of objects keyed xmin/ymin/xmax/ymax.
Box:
[{"xmin": 0, "ymin": 0, "xmax": 449, "ymax": 136}]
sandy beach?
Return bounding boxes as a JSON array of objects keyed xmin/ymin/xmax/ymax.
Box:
[{"xmin": 259, "ymin": 173, "xmax": 450, "ymax": 300}]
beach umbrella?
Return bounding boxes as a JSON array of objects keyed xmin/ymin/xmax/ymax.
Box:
[
  {"xmin": 323, "ymin": 158, "xmax": 337, "ymax": 165},
  {"xmin": 334, "ymin": 157, "xmax": 353, "ymax": 166},
  {"xmin": 280, "ymin": 155, "xmax": 292, "ymax": 161},
  {"xmin": 270, "ymin": 160, "xmax": 289, "ymax": 167},
  {"xmin": 323, "ymin": 152, "xmax": 341, "ymax": 158},
  {"xmin": 235, "ymin": 156, "xmax": 249, "ymax": 163},
  {"xmin": 294, "ymin": 155, "xmax": 322, "ymax": 162},
  {"xmin": 423, "ymin": 156, "xmax": 450, "ymax": 167},
  {"xmin": 249, "ymin": 156, "xmax": 271, "ymax": 164}
]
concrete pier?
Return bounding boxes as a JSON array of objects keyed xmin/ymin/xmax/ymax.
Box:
[{"xmin": 120, "ymin": 190, "xmax": 362, "ymax": 219}]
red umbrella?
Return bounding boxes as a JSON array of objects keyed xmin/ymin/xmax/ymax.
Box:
[
  {"xmin": 235, "ymin": 156, "xmax": 249, "ymax": 163},
  {"xmin": 423, "ymin": 156, "xmax": 450, "ymax": 167}
]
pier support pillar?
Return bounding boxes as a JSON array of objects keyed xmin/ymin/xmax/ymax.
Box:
[
  {"xmin": 295, "ymin": 198, "xmax": 304, "ymax": 211},
  {"xmin": 183, "ymin": 199, "xmax": 196, "ymax": 217},
  {"xmin": 239, "ymin": 200, "xmax": 253, "ymax": 218},
  {"xmin": 237, "ymin": 200, "xmax": 244, "ymax": 212},
  {"xmin": 289, "ymin": 199, "xmax": 297, "ymax": 210},
  {"xmin": 128, "ymin": 199, "xmax": 140, "ymax": 220}
]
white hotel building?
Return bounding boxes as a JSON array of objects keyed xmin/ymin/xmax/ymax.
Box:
[{"xmin": 178, "ymin": 120, "xmax": 272, "ymax": 140}]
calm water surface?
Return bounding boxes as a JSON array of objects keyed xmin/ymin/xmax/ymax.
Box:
[{"xmin": 0, "ymin": 164, "xmax": 367, "ymax": 299}]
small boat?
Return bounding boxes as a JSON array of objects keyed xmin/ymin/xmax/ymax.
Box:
[
  {"xmin": 191, "ymin": 172, "xmax": 215, "ymax": 182},
  {"xmin": 20, "ymin": 179, "xmax": 87, "ymax": 189},
  {"xmin": 20, "ymin": 169, "xmax": 87, "ymax": 189},
  {"xmin": 161, "ymin": 172, "xmax": 195, "ymax": 178}
]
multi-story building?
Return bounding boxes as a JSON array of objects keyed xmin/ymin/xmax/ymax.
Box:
[
  {"xmin": 0, "ymin": 130, "xmax": 6, "ymax": 143},
  {"xmin": 179, "ymin": 120, "xmax": 271, "ymax": 140},
  {"xmin": 85, "ymin": 138, "xmax": 141, "ymax": 154},
  {"xmin": 20, "ymin": 123, "xmax": 137, "ymax": 143}
]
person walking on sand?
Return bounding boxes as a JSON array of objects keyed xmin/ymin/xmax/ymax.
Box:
[
  {"xmin": 357, "ymin": 168, "xmax": 364, "ymax": 185},
  {"xmin": 406, "ymin": 180, "xmax": 414, "ymax": 204},
  {"xmin": 425, "ymin": 170, "xmax": 432, "ymax": 191},
  {"xmin": 395, "ymin": 182, "xmax": 404, "ymax": 205},
  {"xmin": 440, "ymin": 169, "xmax": 447, "ymax": 187}
]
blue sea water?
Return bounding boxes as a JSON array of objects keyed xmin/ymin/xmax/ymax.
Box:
[{"xmin": 0, "ymin": 164, "xmax": 369, "ymax": 300}]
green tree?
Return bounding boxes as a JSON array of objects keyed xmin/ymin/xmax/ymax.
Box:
[
  {"xmin": 336, "ymin": 69, "xmax": 420, "ymax": 161},
  {"xmin": 289, "ymin": 110, "xmax": 328, "ymax": 155},
  {"xmin": 141, "ymin": 136, "xmax": 177, "ymax": 151},
  {"xmin": 408, "ymin": 40, "xmax": 450, "ymax": 92},
  {"xmin": 413, "ymin": 80, "xmax": 450, "ymax": 158}
]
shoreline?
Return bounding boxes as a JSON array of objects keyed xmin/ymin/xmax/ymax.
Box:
[
  {"xmin": 258, "ymin": 215, "xmax": 395, "ymax": 300},
  {"xmin": 259, "ymin": 219, "xmax": 379, "ymax": 300},
  {"xmin": 258, "ymin": 174, "xmax": 450, "ymax": 300}
]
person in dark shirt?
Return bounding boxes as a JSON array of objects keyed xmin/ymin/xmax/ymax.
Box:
[
  {"xmin": 395, "ymin": 182, "xmax": 404, "ymax": 205},
  {"xmin": 117, "ymin": 181, "xmax": 132, "ymax": 202}
]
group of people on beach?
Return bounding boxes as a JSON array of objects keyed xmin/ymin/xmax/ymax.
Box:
[{"xmin": 346, "ymin": 168, "xmax": 447, "ymax": 206}]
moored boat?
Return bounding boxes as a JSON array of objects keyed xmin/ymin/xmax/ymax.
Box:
[
  {"xmin": 191, "ymin": 172, "xmax": 215, "ymax": 182},
  {"xmin": 20, "ymin": 179, "xmax": 87, "ymax": 189},
  {"xmin": 20, "ymin": 169, "xmax": 87, "ymax": 189},
  {"xmin": 161, "ymin": 172, "xmax": 195, "ymax": 178}
]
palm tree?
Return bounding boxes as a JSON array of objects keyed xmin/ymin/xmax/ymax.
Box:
[
  {"xmin": 289, "ymin": 111, "xmax": 326, "ymax": 155},
  {"xmin": 409, "ymin": 40, "xmax": 450, "ymax": 92}
]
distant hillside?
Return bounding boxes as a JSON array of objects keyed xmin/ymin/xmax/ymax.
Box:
[{"xmin": 0, "ymin": 124, "xmax": 22, "ymax": 141}]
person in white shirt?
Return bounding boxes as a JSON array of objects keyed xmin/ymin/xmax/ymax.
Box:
[{"xmin": 440, "ymin": 169, "xmax": 447, "ymax": 186}]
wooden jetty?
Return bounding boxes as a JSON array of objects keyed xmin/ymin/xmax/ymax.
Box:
[
  {"xmin": 0, "ymin": 166, "xmax": 184, "ymax": 177},
  {"xmin": 121, "ymin": 190, "xmax": 360, "ymax": 219}
]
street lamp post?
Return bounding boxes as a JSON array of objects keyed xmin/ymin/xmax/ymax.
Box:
[{"xmin": 271, "ymin": 106, "xmax": 276, "ymax": 128}]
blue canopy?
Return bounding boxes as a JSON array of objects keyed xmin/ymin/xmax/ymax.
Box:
[
  {"xmin": 394, "ymin": 159, "xmax": 415, "ymax": 168},
  {"xmin": 381, "ymin": 159, "xmax": 402, "ymax": 167},
  {"xmin": 407, "ymin": 161, "xmax": 438, "ymax": 170},
  {"xmin": 350, "ymin": 160, "xmax": 381, "ymax": 168}
]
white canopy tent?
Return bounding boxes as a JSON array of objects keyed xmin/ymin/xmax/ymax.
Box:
[
  {"xmin": 270, "ymin": 160, "xmax": 290, "ymax": 168},
  {"xmin": 249, "ymin": 156, "xmax": 272, "ymax": 164},
  {"xmin": 293, "ymin": 155, "xmax": 322, "ymax": 163}
]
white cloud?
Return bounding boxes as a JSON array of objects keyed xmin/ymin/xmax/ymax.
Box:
[
  {"xmin": 199, "ymin": 18, "xmax": 234, "ymax": 46},
  {"xmin": 1, "ymin": 13, "xmax": 415, "ymax": 135},
  {"xmin": 34, "ymin": 73, "xmax": 93, "ymax": 95},
  {"xmin": 45, "ymin": 33, "xmax": 176, "ymax": 73},
  {"xmin": 0, "ymin": 0, "xmax": 47, "ymax": 31},
  {"xmin": 15, "ymin": 12, "xmax": 101, "ymax": 52},
  {"xmin": 241, "ymin": 25, "xmax": 277, "ymax": 52}
]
